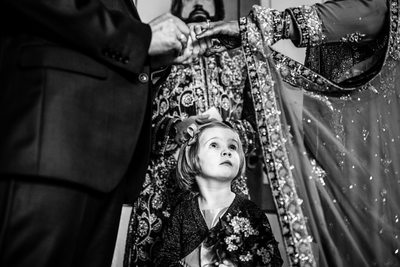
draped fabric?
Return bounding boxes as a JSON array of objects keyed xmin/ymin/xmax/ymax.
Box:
[{"xmin": 242, "ymin": 1, "xmax": 400, "ymax": 266}]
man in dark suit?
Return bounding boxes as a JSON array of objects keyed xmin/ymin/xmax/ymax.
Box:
[{"xmin": 0, "ymin": 0, "xmax": 193, "ymax": 266}]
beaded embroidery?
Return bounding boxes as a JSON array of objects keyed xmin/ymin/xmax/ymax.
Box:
[
  {"xmin": 389, "ymin": 0, "xmax": 400, "ymax": 59},
  {"xmin": 241, "ymin": 13, "xmax": 316, "ymax": 266},
  {"xmin": 340, "ymin": 32, "xmax": 366, "ymax": 43},
  {"xmin": 242, "ymin": 1, "xmax": 400, "ymax": 266},
  {"xmin": 286, "ymin": 5, "xmax": 326, "ymax": 47}
]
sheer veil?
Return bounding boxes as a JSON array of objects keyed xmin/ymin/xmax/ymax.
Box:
[{"xmin": 242, "ymin": 1, "xmax": 400, "ymax": 266}]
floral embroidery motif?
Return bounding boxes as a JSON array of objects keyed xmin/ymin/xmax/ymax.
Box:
[
  {"xmin": 340, "ymin": 32, "xmax": 366, "ymax": 43},
  {"xmin": 204, "ymin": 211, "xmax": 275, "ymax": 266},
  {"xmin": 250, "ymin": 5, "xmax": 285, "ymax": 45}
]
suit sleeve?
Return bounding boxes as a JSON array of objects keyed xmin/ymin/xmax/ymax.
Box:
[{"xmin": 3, "ymin": 0, "xmax": 152, "ymax": 74}]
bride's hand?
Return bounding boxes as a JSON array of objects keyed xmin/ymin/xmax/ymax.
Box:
[
  {"xmin": 195, "ymin": 20, "xmax": 241, "ymax": 56},
  {"xmin": 179, "ymin": 23, "xmax": 213, "ymax": 64},
  {"xmin": 173, "ymin": 23, "xmax": 215, "ymax": 64},
  {"xmin": 197, "ymin": 20, "xmax": 240, "ymax": 39}
]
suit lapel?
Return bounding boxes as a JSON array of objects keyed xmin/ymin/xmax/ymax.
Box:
[{"xmin": 123, "ymin": 0, "xmax": 140, "ymax": 19}]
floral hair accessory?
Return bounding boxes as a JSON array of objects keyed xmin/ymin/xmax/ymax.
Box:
[{"xmin": 185, "ymin": 123, "xmax": 199, "ymax": 146}]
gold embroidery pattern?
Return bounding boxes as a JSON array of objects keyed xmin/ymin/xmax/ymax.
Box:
[
  {"xmin": 389, "ymin": 0, "xmax": 400, "ymax": 59},
  {"xmin": 241, "ymin": 12, "xmax": 316, "ymax": 266}
]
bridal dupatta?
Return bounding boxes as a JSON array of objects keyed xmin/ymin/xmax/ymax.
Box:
[{"xmin": 241, "ymin": 1, "xmax": 400, "ymax": 266}]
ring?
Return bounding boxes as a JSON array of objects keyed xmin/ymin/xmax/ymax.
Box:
[
  {"xmin": 206, "ymin": 19, "xmax": 211, "ymax": 30},
  {"xmin": 178, "ymin": 33, "xmax": 186, "ymax": 43},
  {"xmin": 178, "ymin": 33, "xmax": 187, "ymax": 49}
]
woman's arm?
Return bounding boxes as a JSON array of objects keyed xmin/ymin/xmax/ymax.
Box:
[
  {"xmin": 285, "ymin": 0, "xmax": 388, "ymax": 47},
  {"xmin": 198, "ymin": 0, "xmax": 388, "ymax": 49}
]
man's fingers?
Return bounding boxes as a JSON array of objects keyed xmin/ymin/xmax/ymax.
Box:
[
  {"xmin": 176, "ymin": 33, "xmax": 188, "ymax": 48},
  {"xmin": 172, "ymin": 16, "xmax": 190, "ymax": 37},
  {"xmin": 173, "ymin": 51, "xmax": 191, "ymax": 64},
  {"xmin": 174, "ymin": 36, "xmax": 194, "ymax": 64}
]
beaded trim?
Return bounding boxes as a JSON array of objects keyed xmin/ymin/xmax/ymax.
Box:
[
  {"xmin": 250, "ymin": 5, "xmax": 285, "ymax": 45},
  {"xmin": 340, "ymin": 32, "xmax": 366, "ymax": 43},
  {"xmin": 389, "ymin": 0, "xmax": 400, "ymax": 59},
  {"xmin": 273, "ymin": 0, "xmax": 400, "ymax": 91},
  {"xmin": 271, "ymin": 51, "xmax": 347, "ymax": 93},
  {"xmin": 240, "ymin": 14, "xmax": 316, "ymax": 267},
  {"xmin": 271, "ymin": 0, "xmax": 399, "ymax": 93},
  {"xmin": 287, "ymin": 5, "xmax": 326, "ymax": 47}
]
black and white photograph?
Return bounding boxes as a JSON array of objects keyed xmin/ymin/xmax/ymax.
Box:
[{"xmin": 0, "ymin": 0, "xmax": 399, "ymax": 266}]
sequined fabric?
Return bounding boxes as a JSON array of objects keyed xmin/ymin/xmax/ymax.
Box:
[
  {"xmin": 305, "ymin": 35, "xmax": 386, "ymax": 84},
  {"xmin": 241, "ymin": 15, "xmax": 316, "ymax": 267},
  {"xmin": 244, "ymin": 1, "xmax": 400, "ymax": 266},
  {"xmin": 286, "ymin": 5, "xmax": 325, "ymax": 47},
  {"xmin": 124, "ymin": 49, "xmax": 255, "ymax": 266},
  {"xmin": 154, "ymin": 194, "xmax": 282, "ymax": 267}
]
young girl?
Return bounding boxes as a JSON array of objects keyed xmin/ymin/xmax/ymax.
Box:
[{"xmin": 155, "ymin": 121, "xmax": 282, "ymax": 267}]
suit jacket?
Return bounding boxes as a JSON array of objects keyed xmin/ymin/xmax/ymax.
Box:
[{"xmin": 0, "ymin": 0, "xmax": 153, "ymax": 196}]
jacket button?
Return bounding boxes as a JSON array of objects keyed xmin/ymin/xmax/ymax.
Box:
[
  {"xmin": 122, "ymin": 57, "xmax": 130, "ymax": 64},
  {"xmin": 102, "ymin": 48, "xmax": 110, "ymax": 57},
  {"xmin": 138, "ymin": 73, "xmax": 149, "ymax": 83}
]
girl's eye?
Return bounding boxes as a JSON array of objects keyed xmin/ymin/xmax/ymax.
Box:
[
  {"xmin": 229, "ymin": 144, "xmax": 237, "ymax": 150},
  {"xmin": 210, "ymin": 142, "xmax": 218, "ymax": 148}
]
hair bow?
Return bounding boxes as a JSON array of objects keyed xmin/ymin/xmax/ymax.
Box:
[{"xmin": 185, "ymin": 123, "xmax": 199, "ymax": 146}]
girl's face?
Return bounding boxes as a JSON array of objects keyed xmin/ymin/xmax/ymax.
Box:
[{"xmin": 197, "ymin": 127, "xmax": 241, "ymax": 182}]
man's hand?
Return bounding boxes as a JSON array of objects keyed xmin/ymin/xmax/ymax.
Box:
[
  {"xmin": 172, "ymin": 23, "xmax": 213, "ymax": 65},
  {"xmin": 148, "ymin": 13, "xmax": 191, "ymax": 68},
  {"xmin": 148, "ymin": 13, "xmax": 189, "ymax": 56}
]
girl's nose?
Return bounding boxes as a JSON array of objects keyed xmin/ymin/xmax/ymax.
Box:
[{"xmin": 222, "ymin": 150, "xmax": 232, "ymax": 157}]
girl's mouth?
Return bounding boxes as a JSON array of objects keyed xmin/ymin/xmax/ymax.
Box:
[{"xmin": 220, "ymin": 161, "xmax": 232, "ymax": 166}]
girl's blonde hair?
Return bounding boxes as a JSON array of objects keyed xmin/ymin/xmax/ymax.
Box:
[{"xmin": 176, "ymin": 121, "xmax": 246, "ymax": 192}]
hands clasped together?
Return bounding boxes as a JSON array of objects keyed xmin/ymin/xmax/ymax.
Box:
[{"xmin": 148, "ymin": 13, "xmax": 241, "ymax": 68}]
